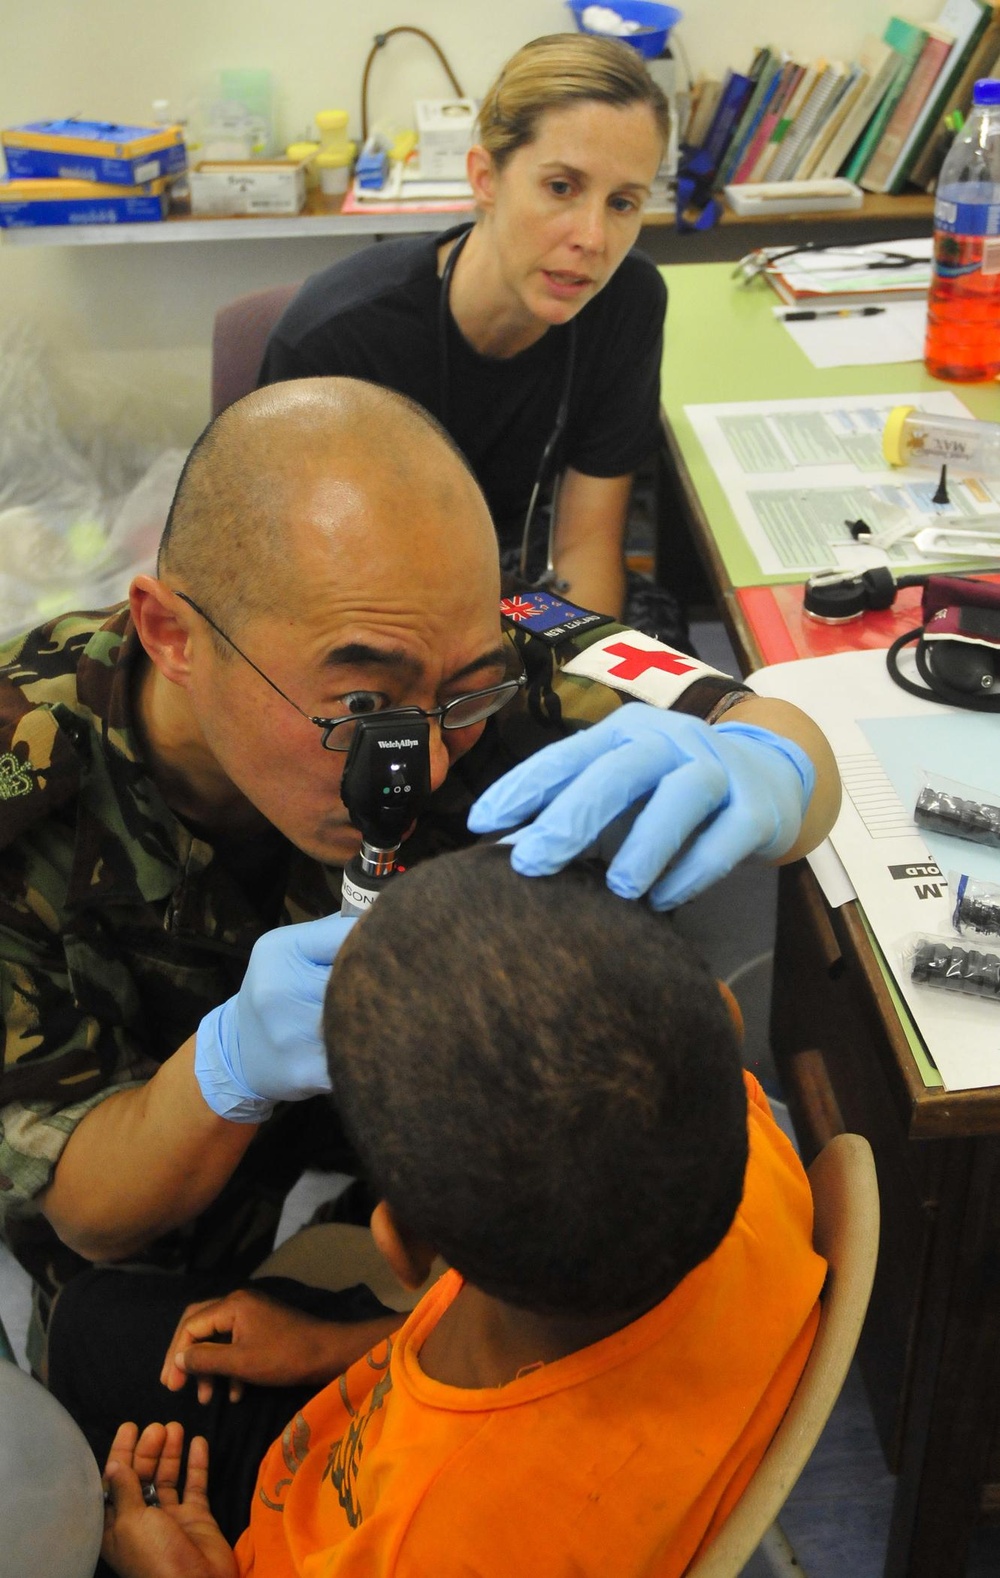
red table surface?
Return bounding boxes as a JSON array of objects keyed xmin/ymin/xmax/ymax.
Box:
[{"xmin": 737, "ymin": 576, "xmax": 1000, "ymax": 667}]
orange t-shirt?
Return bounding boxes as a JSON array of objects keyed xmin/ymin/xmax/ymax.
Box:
[{"xmin": 236, "ymin": 1074, "xmax": 825, "ymax": 1578}]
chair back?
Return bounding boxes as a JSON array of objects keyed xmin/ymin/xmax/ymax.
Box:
[
  {"xmin": 683, "ymin": 1131, "xmax": 880, "ymax": 1578},
  {"xmin": 210, "ymin": 283, "xmax": 300, "ymax": 417}
]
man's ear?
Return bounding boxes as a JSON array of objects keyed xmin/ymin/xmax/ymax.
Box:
[
  {"xmin": 130, "ymin": 575, "xmax": 195, "ymax": 687},
  {"xmin": 466, "ymin": 144, "xmax": 497, "ymax": 211},
  {"xmin": 370, "ymin": 1201, "xmax": 436, "ymax": 1292}
]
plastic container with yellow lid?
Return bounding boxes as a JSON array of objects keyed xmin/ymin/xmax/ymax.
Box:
[
  {"xmin": 883, "ymin": 404, "xmax": 1000, "ymax": 477},
  {"xmin": 315, "ymin": 150, "xmax": 355, "ymax": 195},
  {"xmin": 316, "ymin": 110, "xmax": 353, "ymax": 155},
  {"xmin": 312, "ymin": 111, "xmax": 356, "ymax": 196}
]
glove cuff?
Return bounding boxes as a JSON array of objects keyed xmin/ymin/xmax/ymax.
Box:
[
  {"xmin": 715, "ymin": 721, "xmax": 816, "ymax": 805},
  {"xmin": 194, "ymin": 1000, "xmax": 275, "ymax": 1125}
]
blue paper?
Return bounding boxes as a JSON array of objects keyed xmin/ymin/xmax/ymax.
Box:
[{"xmin": 860, "ymin": 713, "xmax": 1000, "ymax": 886}]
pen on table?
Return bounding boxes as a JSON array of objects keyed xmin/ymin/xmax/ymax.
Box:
[{"xmin": 780, "ymin": 306, "xmax": 887, "ymax": 321}]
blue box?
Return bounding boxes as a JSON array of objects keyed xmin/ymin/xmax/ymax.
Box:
[
  {"xmin": 2, "ymin": 120, "xmax": 186, "ymax": 186},
  {"xmin": 355, "ymin": 147, "xmax": 389, "ymax": 189},
  {"xmin": 0, "ymin": 176, "xmax": 171, "ymax": 228}
]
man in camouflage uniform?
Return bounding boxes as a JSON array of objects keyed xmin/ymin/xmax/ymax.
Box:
[
  {"xmin": 0, "ymin": 591, "xmax": 359, "ymax": 1361},
  {"xmin": 0, "ymin": 379, "xmax": 836, "ymax": 1384}
]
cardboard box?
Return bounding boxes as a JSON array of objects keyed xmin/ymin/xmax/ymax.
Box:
[
  {"xmin": 0, "ymin": 175, "xmax": 171, "ymax": 228},
  {"xmin": 2, "ymin": 120, "xmax": 187, "ymax": 185},
  {"xmin": 188, "ymin": 159, "xmax": 306, "ymax": 215},
  {"xmin": 414, "ymin": 100, "xmax": 477, "ymax": 181}
]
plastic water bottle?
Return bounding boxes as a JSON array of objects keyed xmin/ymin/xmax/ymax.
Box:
[{"xmin": 925, "ymin": 79, "xmax": 1000, "ymax": 382}]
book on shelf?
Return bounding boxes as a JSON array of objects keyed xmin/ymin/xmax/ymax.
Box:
[
  {"xmin": 886, "ymin": 0, "xmax": 993, "ymax": 190},
  {"xmin": 684, "ymin": 78, "xmax": 723, "ymax": 147},
  {"xmin": 699, "ymin": 60, "xmax": 761, "ymax": 173},
  {"xmin": 808, "ymin": 34, "xmax": 899, "ymax": 179},
  {"xmin": 783, "ymin": 64, "xmax": 858, "ymax": 180},
  {"xmin": 732, "ymin": 59, "xmax": 803, "ymax": 182},
  {"xmin": 769, "ymin": 61, "xmax": 850, "ymax": 181},
  {"xmin": 744, "ymin": 62, "xmax": 812, "ymax": 182},
  {"xmin": 861, "ymin": 24, "xmax": 956, "ymax": 192},
  {"xmin": 716, "ymin": 49, "xmax": 785, "ymax": 187},
  {"xmin": 796, "ymin": 65, "xmax": 869, "ymax": 179},
  {"xmin": 762, "ymin": 237, "xmax": 933, "ymax": 307},
  {"xmin": 909, "ymin": 2, "xmax": 1000, "ymax": 189},
  {"xmin": 845, "ymin": 16, "xmax": 929, "ymax": 182},
  {"xmin": 750, "ymin": 60, "xmax": 824, "ymax": 183},
  {"xmin": 744, "ymin": 63, "xmax": 811, "ymax": 180}
]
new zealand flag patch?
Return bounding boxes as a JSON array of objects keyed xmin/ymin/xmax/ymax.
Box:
[{"xmin": 499, "ymin": 591, "xmax": 613, "ymax": 645}]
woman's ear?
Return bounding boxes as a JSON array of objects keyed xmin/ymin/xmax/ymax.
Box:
[
  {"xmin": 370, "ymin": 1201, "xmax": 436, "ymax": 1291},
  {"xmin": 466, "ymin": 144, "xmax": 497, "ymax": 211},
  {"xmin": 129, "ymin": 575, "xmax": 195, "ymax": 686}
]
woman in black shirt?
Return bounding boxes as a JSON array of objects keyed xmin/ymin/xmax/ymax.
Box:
[{"xmin": 260, "ymin": 34, "xmax": 681, "ymax": 637}]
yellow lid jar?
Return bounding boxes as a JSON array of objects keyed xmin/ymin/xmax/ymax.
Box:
[
  {"xmin": 316, "ymin": 149, "xmax": 355, "ymax": 195},
  {"xmin": 313, "ymin": 112, "xmax": 355, "ymax": 196},
  {"xmin": 286, "ymin": 139, "xmax": 320, "ymax": 188},
  {"xmin": 316, "ymin": 110, "xmax": 353, "ymax": 159}
]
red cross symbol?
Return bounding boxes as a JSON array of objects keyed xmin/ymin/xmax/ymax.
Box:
[{"xmin": 603, "ymin": 642, "xmax": 696, "ymax": 681}]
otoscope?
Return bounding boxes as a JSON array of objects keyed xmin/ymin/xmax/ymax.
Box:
[{"xmin": 339, "ymin": 716, "xmax": 432, "ymax": 916}]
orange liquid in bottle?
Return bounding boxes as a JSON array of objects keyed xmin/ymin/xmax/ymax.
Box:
[{"xmin": 925, "ymin": 230, "xmax": 1000, "ymax": 382}]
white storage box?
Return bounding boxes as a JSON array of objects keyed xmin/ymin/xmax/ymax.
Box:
[
  {"xmin": 414, "ymin": 100, "xmax": 477, "ymax": 181},
  {"xmin": 188, "ymin": 159, "xmax": 307, "ymax": 216},
  {"xmin": 724, "ymin": 179, "xmax": 864, "ymax": 217}
]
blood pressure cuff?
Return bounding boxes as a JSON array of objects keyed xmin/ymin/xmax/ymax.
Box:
[{"xmin": 496, "ymin": 590, "xmax": 748, "ymax": 760}]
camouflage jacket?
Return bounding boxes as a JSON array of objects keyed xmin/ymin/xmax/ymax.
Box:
[{"xmin": 0, "ymin": 599, "xmax": 740, "ymax": 1311}]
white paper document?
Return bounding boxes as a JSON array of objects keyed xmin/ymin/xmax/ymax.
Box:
[
  {"xmin": 765, "ymin": 236, "xmax": 933, "ymax": 303},
  {"xmin": 683, "ymin": 390, "xmax": 995, "ymax": 577},
  {"xmin": 749, "ymin": 648, "xmax": 1000, "ymax": 1091},
  {"xmin": 776, "ymin": 301, "xmax": 927, "ymax": 369},
  {"xmin": 806, "ymin": 838, "xmax": 857, "ymax": 908}
]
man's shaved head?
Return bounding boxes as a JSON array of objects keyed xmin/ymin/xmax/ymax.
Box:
[
  {"xmin": 138, "ymin": 376, "xmax": 503, "ymax": 865},
  {"xmin": 158, "ymin": 378, "xmax": 490, "ymax": 632}
]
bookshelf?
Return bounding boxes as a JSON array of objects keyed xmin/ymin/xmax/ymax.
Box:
[
  {"xmin": 0, "ymin": 189, "xmax": 464, "ymax": 246},
  {"xmin": 0, "ymin": 187, "xmax": 934, "ymax": 265},
  {"xmin": 640, "ymin": 189, "xmax": 933, "ymax": 263}
]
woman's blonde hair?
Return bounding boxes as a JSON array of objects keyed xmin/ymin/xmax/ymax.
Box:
[{"xmin": 476, "ymin": 33, "xmax": 669, "ymax": 169}]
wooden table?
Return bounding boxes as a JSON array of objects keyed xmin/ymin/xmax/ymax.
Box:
[{"xmin": 657, "ymin": 260, "xmax": 1000, "ymax": 1577}]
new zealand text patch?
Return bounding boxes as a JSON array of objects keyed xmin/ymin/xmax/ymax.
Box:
[{"xmin": 499, "ymin": 591, "xmax": 614, "ymax": 644}]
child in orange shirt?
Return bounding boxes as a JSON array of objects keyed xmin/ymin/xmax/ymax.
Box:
[{"xmin": 101, "ymin": 845, "xmax": 826, "ymax": 1578}]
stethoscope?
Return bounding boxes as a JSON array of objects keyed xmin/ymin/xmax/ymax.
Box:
[{"xmin": 438, "ymin": 225, "xmax": 577, "ymax": 591}]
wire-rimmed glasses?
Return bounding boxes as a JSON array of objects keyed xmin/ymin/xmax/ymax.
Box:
[{"xmin": 174, "ymin": 592, "xmax": 526, "ymax": 751}]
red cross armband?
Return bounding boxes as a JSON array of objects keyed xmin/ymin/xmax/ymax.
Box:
[{"xmin": 499, "ymin": 591, "xmax": 748, "ymax": 725}]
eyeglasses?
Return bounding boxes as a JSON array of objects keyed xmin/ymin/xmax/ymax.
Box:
[{"xmin": 174, "ymin": 592, "xmax": 527, "ymax": 752}]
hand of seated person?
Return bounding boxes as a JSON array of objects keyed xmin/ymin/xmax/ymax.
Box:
[
  {"xmin": 194, "ymin": 914, "xmax": 357, "ymax": 1123},
  {"xmin": 468, "ymin": 704, "xmax": 814, "ymax": 910},
  {"xmin": 102, "ymin": 1421, "xmax": 236, "ymax": 1578},
  {"xmin": 160, "ymin": 1287, "xmax": 402, "ymax": 1404}
]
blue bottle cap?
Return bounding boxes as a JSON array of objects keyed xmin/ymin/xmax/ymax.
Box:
[{"xmin": 973, "ymin": 78, "xmax": 1000, "ymax": 106}]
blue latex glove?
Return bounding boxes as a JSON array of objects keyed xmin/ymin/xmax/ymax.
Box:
[
  {"xmin": 468, "ymin": 704, "xmax": 815, "ymax": 911},
  {"xmin": 194, "ymin": 914, "xmax": 357, "ymax": 1123}
]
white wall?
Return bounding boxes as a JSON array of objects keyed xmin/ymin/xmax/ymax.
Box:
[{"xmin": 0, "ymin": 0, "xmax": 940, "ymax": 442}]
